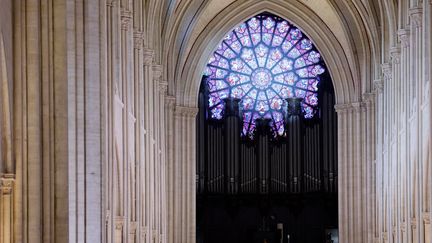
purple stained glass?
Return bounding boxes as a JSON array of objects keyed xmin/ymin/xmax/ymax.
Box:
[{"xmin": 205, "ymin": 13, "xmax": 325, "ymax": 137}]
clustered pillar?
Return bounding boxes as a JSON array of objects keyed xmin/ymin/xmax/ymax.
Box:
[
  {"xmin": 103, "ymin": 2, "xmax": 169, "ymax": 242},
  {"xmin": 374, "ymin": 1, "xmax": 432, "ymax": 242}
]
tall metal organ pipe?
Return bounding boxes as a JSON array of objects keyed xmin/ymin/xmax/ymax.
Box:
[
  {"xmin": 223, "ymin": 98, "xmax": 241, "ymax": 194},
  {"xmin": 256, "ymin": 119, "xmax": 271, "ymax": 194},
  {"xmin": 285, "ymin": 98, "xmax": 303, "ymax": 193}
]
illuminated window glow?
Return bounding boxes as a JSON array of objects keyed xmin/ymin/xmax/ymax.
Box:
[{"xmin": 204, "ymin": 13, "xmax": 325, "ymax": 137}]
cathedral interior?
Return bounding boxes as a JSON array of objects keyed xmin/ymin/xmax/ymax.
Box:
[{"xmin": 0, "ymin": 0, "xmax": 431, "ymax": 243}]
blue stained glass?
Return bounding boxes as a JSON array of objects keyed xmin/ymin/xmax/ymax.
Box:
[{"xmin": 205, "ymin": 13, "xmax": 325, "ymax": 137}]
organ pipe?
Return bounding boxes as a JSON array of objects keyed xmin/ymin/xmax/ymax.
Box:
[
  {"xmin": 224, "ymin": 98, "xmax": 241, "ymax": 194},
  {"xmin": 196, "ymin": 81, "xmax": 338, "ymax": 195},
  {"xmin": 256, "ymin": 119, "xmax": 271, "ymax": 194}
]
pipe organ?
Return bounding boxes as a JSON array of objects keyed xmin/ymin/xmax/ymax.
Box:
[{"xmin": 196, "ymin": 82, "xmax": 338, "ymax": 196}]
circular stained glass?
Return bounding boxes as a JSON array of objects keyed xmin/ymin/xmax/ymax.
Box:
[
  {"xmin": 251, "ymin": 68, "xmax": 272, "ymax": 89},
  {"xmin": 204, "ymin": 13, "xmax": 325, "ymax": 137}
]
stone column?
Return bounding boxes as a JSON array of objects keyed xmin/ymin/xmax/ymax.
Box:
[
  {"xmin": 374, "ymin": 74, "xmax": 385, "ymax": 242},
  {"xmin": 0, "ymin": 175, "xmax": 14, "ymax": 243},
  {"xmin": 158, "ymin": 81, "xmax": 169, "ymax": 243},
  {"xmin": 423, "ymin": 214, "xmax": 430, "ymax": 243},
  {"xmin": 335, "ymin": 100, "xmax": 376, "ymax": 243},
  {"xmin": 143, "ymin": 48, "xmax": 155, "ymax": 243},
  {"xmin": 133, "ymin": 29, "xmax": 144, "ymax": 243},
  {"xmin": 172, "ymin": 105, "xmax": 198, "ymax": 243},
  {"xmin": 165, "ymin": 96, "xmax": 175, "ymax": 243},
  {"xmin": 152, "ymin": 64, "xmax": 163, "ymax": 239}
]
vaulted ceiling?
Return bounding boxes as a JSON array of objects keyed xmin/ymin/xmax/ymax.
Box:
[{"xmin": 146, "ymin": 0, "xmax": 394, "ymax": 105}]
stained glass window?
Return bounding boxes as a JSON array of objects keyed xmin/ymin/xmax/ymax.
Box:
[{"xmin": 204, "ymin": 13, "xmax": 325, "ymax": 137}]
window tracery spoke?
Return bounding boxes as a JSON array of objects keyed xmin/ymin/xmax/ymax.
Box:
[{"xmin": 204, "ymin": 13, "xmax": 325, "ymax": 137}]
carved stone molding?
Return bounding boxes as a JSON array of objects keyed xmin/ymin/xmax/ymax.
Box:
[
  {"xmin": 165, "ymin": 95, "xmax": 176, "ymax": 109},
  {"xmin": 411, "ymin": 218, "xmax": 417, "ymax": 229},
  {"xmin": 114, "ymin": 217, "xmax": 125, "ymax": 230},
  {"xmin": 129, "ymin": 221, "xmax": 137, "ymax": 234},
  {"xmin": 0, "ymin": 174, "xmax": 14, "ymax": 194},
  {"xmin": 175, "ymin": 105, "xmax": 199, "ymax": 117},
  {"xmin": 374, "ymin": 78, "xmax": 384, "ymax": 93},
  {"xmin": 397, "ymin": 29, "xmax": 410, "ymax": 48},
  {"xmin": 390, "ymin": 47, "xmax": 401, "ymax": 64},
  {"xmin": 362, "ymin": 93, "xmax": 376, "ymax": 108},
  {"xmin": 409, "ymin": 7, "xmax": 423, "ymax": 28},
  {"xmin": 352, "ymin": 102, "xmax": 366, "ymax": 112},
  {"xmin": 121, "ymin": 9, "xmax": 132, "ymax": 31},
  {"xmin": 153, "ymin": 64, "xmax": 163, "ymax": 81},
  {"xmin": 334, "ymin": 103, "xmax": 353, "ymax": 113},
  {"xmin": 106, "ymin": 0, "xmax": 117, "ymax": 7},
  {"xmin": 423, "ymin": 213, "xmax": 430, "ymax": 224},
  {"xmin": 141, "ymin": 226, "xmax": 149, "ymax": 239},
  {"xmin": 143, "ymin": 49, "xmax": 154, "ymax": 66},
  {"xmin": 335, "ymin": 100, "xmax": 374, "ymax": 113},
  {"xmin": 133, "ymin": 31, "xmax": 144, "ymax": 49},
  {"xmin": 381, "ymin": 63, "xmax": 392, "ymax": 79},
  {"xmin": 401, "ymin": 221, "xmax": 407, "ymax": 232},
  {"xmin": 159, "ymin": 80, "xmax": 168, "ymax": 95}
]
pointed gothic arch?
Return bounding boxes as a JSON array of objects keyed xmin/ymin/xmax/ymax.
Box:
[{"xmin": 167, "ymin": 2, "xmax": 378, "ymax": 242}]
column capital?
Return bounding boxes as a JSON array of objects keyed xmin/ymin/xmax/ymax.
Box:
[
  {"xmin": 175, "ymin": 105, "xmax": 199, "ymax": 117},
  {"xmin": 381, "ymin": 63, "xmax": 392, "ymax": 79},
  {"xmin": 362, "ymin": 92, "xmax": 375, "ymax": 106},
  {"xmin": 153, "ymin": 64, "xmax": 163, "ymax": 81},
  {"xmin": 335, "ymin": 101, "xmax": 372, "ymax": 113},
  {"xmin": 133, "ymin": 31, "xmax": 144, "ymax": 49},
  {"xmin": 129, "ymin": 221, "xmax": 137, "ymax": 233},
  {"xmin": 158, "ymin": 80, "xmax": 168, "ymax": 95},
  {"xmin": 423, "ymin": 213, "xmax": 430, "ymax": 224},
  {"xmin": 165, "ymin": 95, "xmax": 176, "ymax": 108},
  {"xmin": 351, "ymin": 102, "xmax": 366, "ymax": 112},
  {"xmin": 106, "ymin": 0, "xmax": 118, "ymax": 7},
  {"xmin": 411, "ymin": 218, "xmax": 417, "ymax": 229},
  {"xmin": 334, "ymin": 103, "xmax": 353, "ymax": 113},
  {"xmin": 0, "ymin": 174, "xmax": 14, "ymax": 194},
  {"xmin": 152, "ymin": 230, "xmax": 159, "ymax": 240},
  {"xmin": 401, "ymin": 221, "xmax": 407, "ymax": 232},
  {"xmin": 143, "ymin": 49, "xmax": 154, "ymax": 66},
  {"xmin": 374, "ymin": 78, "xmax": 384, "ymax": 93},
  {"xmin": 114, "ymin": 216, "xmax": 126, "ymax": 230},
  {"xmin": 409, "ymin": 6, "xmax": 423, "ymax": 28},
  {"xmin": 397, "ymin": 29, "xmax": 410, "ymax": 48},
  {"xmin": 141, "ymin": 226, "xmax": 149, "ymax": 239},
  {"xmin": 120, "ymin": 9, "xmax": 132, "ymax": 31},
  {"xmin": 390, "ymin": 46, "xmax": 401, "ymax": 63}
]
